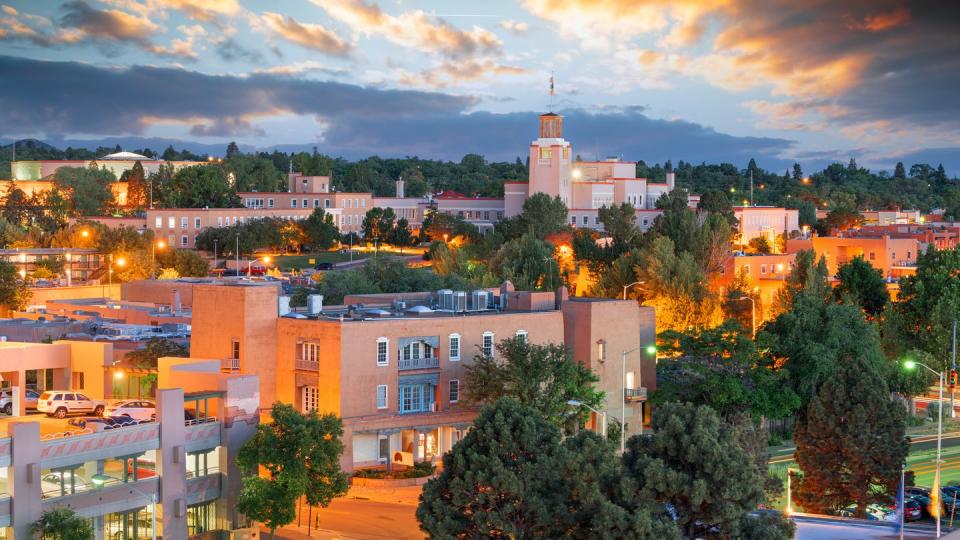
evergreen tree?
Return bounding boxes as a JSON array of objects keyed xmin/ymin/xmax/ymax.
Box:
[
  {"xmin": 301, "ymin": 208, "xmax": 340, "ymax": 251},
  {"xmin": 489, "ymin": 233, "xmax": 562, "ymax": 291},
  {"xmin": 792, "ymin": 163, "xmax": 803, "ymax": 181},
  {"xmin": 0, "ymin": 260, "xmax": 31, "ymax": 312},
  {"xmin": 792, "ymin": 354, "xmax": 908, "ymax": 516},
  {"xmin": 126, "ymin": 160, "xmax": 148, "ymax": 210},
  {"xmin": 226, "ymin": 141, "xmax": 240, "ymax": 158},
  {"xmin": 389, "ymin": 217, "xmax": 413, "ymax": 252},
  {"xmin": 623, "ymin": 402, "xmax": 781, "ymax": 538},
  {"xmin": 894, "ymin": 161, "xmax": 906, "ymax": 179}
]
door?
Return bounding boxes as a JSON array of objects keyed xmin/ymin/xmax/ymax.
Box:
[{"xmin": 75, "ymin": 394, "xmax": 94, "ymax": 412}]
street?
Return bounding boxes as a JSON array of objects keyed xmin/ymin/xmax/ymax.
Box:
[
  {"xmin": 795, "ymin": 519, "xmax": 933, "ymax": 540},
  {"xmin": 272, "ymin": 498, "xmax": 422, "ymax": 540}
]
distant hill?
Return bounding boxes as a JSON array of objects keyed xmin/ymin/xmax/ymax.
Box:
[{"xmin": 1, "ymin": 138, "xmax": 59, "ymax": 151}]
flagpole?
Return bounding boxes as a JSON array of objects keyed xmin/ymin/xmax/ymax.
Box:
[{"xmin": 899, "ymin": 463, "xmax": 904, "ymax": 540}]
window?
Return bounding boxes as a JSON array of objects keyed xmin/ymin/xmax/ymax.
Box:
[
  {"xmin": 181, "ymin": 217, "xmax": 188, "ymax": 229},
  {"xmin": 743, "ymin": 264, "xmax": 751, "ymax": 274},
  {"xmin": 626, "ymin": 371, "xmax": 636, "ymax": 390},
  {"xmin": 595, "ymin": 215, "xmax": 600, "ymax": 225},
  {"xmin": 325, "ymin": 199, "xmax": 331, "ymax": 208},
  {"xmin": 449, "ymin": 333, "xmax": 461, "ymax": 361},
  {"xmin": 571, "ymin": 215, "xmax": 577, "ymax": 225},
  {"xmin": 313, "ymin": 198, "xmax": 320, "ymax": 208},
  {"xmin": 515, "ymin": 329, "xmax": 528, "ymax": 342},
  {"xmin": 302, "ymin": 342, "xmax": 319, "ymax": 363},
  {"xmin": 582, "ymin": 215, "xmax": 588, "ymax": 225},
  {"xmin": 217, "ymin": 217, "xmax": 223, "ymax": 227},
  {"xmin": 760, "ymin": 264, "xmax": 767, "ymax": 274},
  {"xmin": 155, "ymin": 217, "xmax": 162, "ymax": 228},
  {"xmin": 302, "ymin": 199, "xmax": 309, "ymax": 208},
  {"xmin": 497, "ymin": 211, "xmax": 503, "ymax": 220},
  {"xmin": 869, "ymin": 252, "xmax": 876, "ymax": 261},
  {"xmin": 194, "ymin": 217, "xmax": 201, "ymax": 229},
  {"xmin": 302, "ymin": 386, "xmax": 319, "ymax": 412},
  {"xmin": 376, "ymin": 337, "xmax": 389, "ymax": 366},
  {"xmin": 449, "ymin": 380, "xmax": 460, "ymax": 403},
  {"xmin": 181, "ymin": 235, "xmax": 188, "ymax": 247},
  {"xmin": 539, "ymin": 147, "xmax": 552, "ymax": 160},
  {"xmin": 291, "ymin": 199, "xmax": 297, "ymax": 208},
  {"xmin": 231, "ymin": 340, "xmax": 240, "ymax": 360},
  {"xmin": 168, "ymin": 217, "xmax": 175, "ymax": 228},
  {"xmin": 398, "ymin": 383, "xmax": 434, "ymax": 414},
  {"xmin": 268, "ymin": 198, "xmax": 274, "ymax": 208},
  {"xmin": 482, "ymin": 332, "xmax": 494, "ymax": 357},
  {"xmin": 484, "ymin": 211, "xmax": 490, "ymax": 220},
  {"xmin": 376, "ymin": 385, "xmax": 388, "ymax": 409},
  {"xmin": 361, "ymin": 198, "xmax": 366, "ymax": 208},
  {"xmin": 597, "ymin": 340, "xmax": 607, "ymax": 362}
]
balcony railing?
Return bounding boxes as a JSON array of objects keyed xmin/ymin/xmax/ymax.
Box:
[
  {"xmin": 296, "ymin": 359, "xmax": 319, "ymax": 371},
  {"xmin": 624, "ymin": 388, "xmax": 648, "ymax": 401},
  {"xmin": 398, "ymin": 356, "xmax": 440, "ymax": 370},
  {"xmin": 221, "ymin": 358, "xmax": 240, "ymax": 371}
]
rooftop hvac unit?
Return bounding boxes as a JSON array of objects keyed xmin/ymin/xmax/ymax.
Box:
[
  {"xmin": 438, "ymin": 289, "xmax": 454, "ymax": 311},
  {"xmin": 471, "ymin": 290, "xmax": 490, "ymax": 311},
  {"xmin": 453, "ymin": 291, "xmax": 467, "ymax": 313}
]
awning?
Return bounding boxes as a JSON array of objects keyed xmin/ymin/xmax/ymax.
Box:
[{"xmin": 399, "ymin": 373, "xmax": 440, "ymax": 386}]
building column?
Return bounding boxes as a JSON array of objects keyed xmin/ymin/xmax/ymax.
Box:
[
  {"xmin": 412, "ymin": 431, "xmax": 423, "ymax": 463},
  {"xmin": 382, "ymin": 432, "xmax": 392, "ymax": 473},
  {"xmin": 9, "ymin": 421, "xmax": 42, "ymax": 540},
  {"xmin": 157, "ymin": 388, "xmax": 188, "ymax": 539}
]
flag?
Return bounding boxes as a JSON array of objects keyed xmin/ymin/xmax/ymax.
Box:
[
  {"xmin": 549, "ymin": 74, "xmax": 554, "ymax": 97},
  {"xmin": 932, "ymin": 465, "xmax": 942, "ymax": 519}
]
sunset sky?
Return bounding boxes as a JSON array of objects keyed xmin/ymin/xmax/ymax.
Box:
[{"xmin": 1, "ymin": 0, "xmax": 958, "ymax": 171}]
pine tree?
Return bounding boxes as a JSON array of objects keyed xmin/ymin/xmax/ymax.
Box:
[
  {"xmin": 894, "ymin": 161, "xmax": 906, "ymax": 179},
  {"xmin": 126, "ymin": 160, "xmax": 148, "ymax": 210},
  {"xmin": 793, "ymin": 354, "xmax": 908, "ymax": 516},
  {"xmin": 792, "ymin": 163, "xmax": 803, "ymax": 181}
]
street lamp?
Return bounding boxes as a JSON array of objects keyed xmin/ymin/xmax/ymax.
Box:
[
  {"xmin": 107, "ymin": 254, "xmax": 126, "ymax": 299},
  {"xmin": 903, "ymin": 358, "xmax": 944, "ymax": 538},
  {"xmin": 91, "ymin": 474, "xmax": 157, "ymax": 540},
  {"xmin": 734, "ymin": 296, "xmax": 756, "ymax": 338},
  {"xmin": 248, "ymin": 255, "xmax": 272, "ymax": 277},
  {"xmin": 786, "ymin": 467, "xmax": 797, "ymax": 515},
  {"xmin": 623, "ymin": 280, "xmax": 645, "ymax": 300},
  {"xmin": 151, "ymin": 239, "xmax": 166, "ymax": 276},
  {"xmin": 567, "ymin": 399, "xmax": 606, "ymax": 438}
]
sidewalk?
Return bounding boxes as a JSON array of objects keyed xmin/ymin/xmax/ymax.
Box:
[{"xmin": 345, "ymin": 483, "xmax": 423, "ymax": 506}]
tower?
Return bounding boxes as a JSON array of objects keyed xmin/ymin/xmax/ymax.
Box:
[{"xmin": 527, "ymin": 113, "xmax": 572, "ymax": 206}]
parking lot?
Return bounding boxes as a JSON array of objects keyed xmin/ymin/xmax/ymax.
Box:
[{"xmin": 0, "ymin": 411, "xmax": 94, "ymax": 437}]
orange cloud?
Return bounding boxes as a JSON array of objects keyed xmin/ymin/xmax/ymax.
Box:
[
  {"xmin": 314, "ymin": 0, "xmax": 502, "ymax": 59},
  {"xmin": 252, "ymin": 12, "xmax": 351, "ymax": 56},
  {"xmin": 853, "ymin": 7, "xmax": 911, "ymax": 32},
  {"xmin": 400, "ymin": 59, "xmax": 528, "ymax": 89}
]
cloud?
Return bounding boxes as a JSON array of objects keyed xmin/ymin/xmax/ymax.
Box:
[
  {"xmin": 251, "ymin": 12, "xmax": 350, "ymax": 56},
  {"xmin": 253, "ymin": 61, "xmax": 347, "ymax": 77},
  {"xmin": 215, "ymin": 37, "xmax": 264, "ymax": 63},
  {"xmin": 0, "ymin": 55, "xmax": 476, "ymax": 137},
  {"xmin": 314, "ymin": 0, "xmax": 501, "ymax": 59},
  {"xmin": 189, "ymin": 117, "xmax": 266, "ymax": 137},
  {"xmin": 499, "ymin": 20, "xmax": 529, "ymax": 35},
  {"xmin": 147, "ymin": 0, "xmax": 241, "ymax": 22},
  {"xmin": 59, "ymin": 0, "xmax": 157, "ymax": 43},
  {"xmin": 399, "ymin": 59, "xmax": 528, "ymax": 89}
]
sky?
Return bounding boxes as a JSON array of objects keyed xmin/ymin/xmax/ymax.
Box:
[{"xmin": 1, "ymin": 0, "xmax": 959, "ymax": 173}]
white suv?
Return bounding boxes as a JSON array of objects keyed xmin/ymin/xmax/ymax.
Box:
[{"xmin": 38, "ymin": 392, "xmax": 106, "ymax": 419}]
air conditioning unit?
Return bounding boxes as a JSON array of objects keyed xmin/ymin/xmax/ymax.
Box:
[
  {"xmin": 438, "ymin": 289, "xmax": 454, "ymax": 310},
  {"xmin": 471, "ymin": 290, "xmax": 490, "ymax": 310},
  {"xmin": 453, "ymin": 291, "xmax": 467, "ymax": 312}
]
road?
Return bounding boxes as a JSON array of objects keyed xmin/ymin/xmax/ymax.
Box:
[
  {"xmin": 274, "ymin": 498, "xmax": 422, "ymax": 540},
  {"xmin": 795, "ymin": 518, "xmax": 933, "ymax": 539}
]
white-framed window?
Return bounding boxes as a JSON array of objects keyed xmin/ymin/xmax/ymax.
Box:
[
  {"xmin": 154, "ymin": 217, "xmax": 162, "ymax": 228},
  {"xmin": 376, "ymin": 337, "xmax": 389, "ymax": 366},
  {"xmin": 597, "ymin": 340, "xmax": 607, "ymax": 362},
  {"xmin": 376, "ymin": 385, "xmax": 388, "ymax": 409},
  {"xmin": 181, "ymin": 217, "xmax": 188, "ymax": 229},
  {"xmin": 449, "ymin": 333, "xmax": 461, "ymax": 361},
  {"xmin": 313, "ymin": 198, "xmax": 319, "ymax": 208},
  {"xmin": 302, "ymin": 342, "xmax": 319, "ymax": 363},
  {"xmin": 194, "ymin": 217, "xmax": 201, "ymax": 229},
  {"xmin": 515, "ymin": 329, "xmax": 528, "ymax": 342},
  {"xmin": 181, "ymin": 235, "xmax": 188, "ymax": 247},
  {"xmin": 217, "ymin": 217, "xmax": 223, "ymax": 227},
  {"xmin": 361, "ymin": 198, "xmax": 366, "ymax": 208},
  {"xmin": 482, "ymin": 332, "xmax": 494, "ymax": 357},
  {"xmin": 571, "ymin": 215, "xmax": 577, "ymax": 225},
  {"xmin": 291, "ymin": 199, "xmax": 297, "ymax": 208},
  {"xmin": 449, "ymin": 380, "xmax": 460, "ymax": 403},
  {"xmin": 325, "ymin": 199, "xmax": 331, "ymax": 208},
  {"xmin": 582, "ymin": 215, "xmax": 588, "ymax": 225},
  {"xmin": 268, "ymin": 198, "xmax": 275, "ymax": 208},
  {"xmin": 302, "ymin": 199, "xmax": 309, "ymax": 208},
  {"xmin": 168, "ymin": 217, "xmax": 175, "ymax": 228},
  {"xmin": 302, "ymin": 386, "xmax": 319, "ymax": 412}
]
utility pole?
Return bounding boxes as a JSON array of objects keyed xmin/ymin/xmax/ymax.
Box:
[
  {"xmin": 750, "ymin": 170, "xmax": 754, "ymax": 206},
  {"xmin": 952, "ymin": 320, "xmax": 957, "ymax": 418},
  {"xmin": 235, "ymin": 233, "xmax": 240, "ymax": 278},
  {"xmin": 10, "ymin": 139, "xmax": 15, "ymax": 180}
]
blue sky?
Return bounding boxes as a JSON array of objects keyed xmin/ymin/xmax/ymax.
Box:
[{"xmin": 1, "ymin": 0, "xmax": 959, "ymax": 173}]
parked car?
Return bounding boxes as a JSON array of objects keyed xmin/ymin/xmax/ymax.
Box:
[
  {"xmin": 315, "ymin": 262, "xmax": 334, "ymax": 270},
  {"xmin": 38, "ymin": 392, "xmax": 106, "ymax": 418},
  {"xmin": 41, "ymin": 472, "xmax": 88, "ymax": 497},
  {"xmin": 903, "ymin": 498, "xmax": 924, "ymax": 521},
  {"xmin": 105, "ymin": 400, "xmax": 156, "ymax": 421},
  {"xmin": 0, "ymin": 389, "xmax": 40, "ymax": 415},
  {"xmin": 68, "ymin": 415, "xmax": 141, "ymax": 431},
  {"xmin": 865, "ymin": 504, "xmax": 897, "ymax": 522}
]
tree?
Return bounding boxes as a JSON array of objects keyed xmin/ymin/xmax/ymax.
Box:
[
  {"xmin": 697, "ymin": 188, "xmax": 736, "ymax": 225},
  {"xmin": 126, "ymin": 337, "xmax": 188, "ymax": 369},
  {"xmin": 237, "ymin": 403, "xmax": 347, "ymax": 539},
  {"xmin": 2, "ymin": 184, "xmax": 30, "ymax": 225},
  {"xmin": 489, "ymin": 233, "xmax": 562, "ymax": 291},
  {"xmin": 597, "ymin": 203, "xmax": 639, "ymax": 244},
  {"xmin": 792, "ymin": 163, "xmax": 803, "ymax": 181},
  {"xmin": 792, "ymin": 354, "xmax": 908, "ymax": 516},
  {"xmin": 771, "ymin": 249, "xmax": 830, "ymax": 316},
  {"xmin": 167, "ymin": 164, "xmax": 239, "ymax": 208},
  {"xmin": 499, "ymin": 193, "xmax": 568, "ymax": 240},
  {"xmin": 894, "ymin": 162, "xmax": 906, "ymax": 179},
  {"xmin": 417, "ymin": 398, "xmax": 680, "ymax": 539},
  {"xmin": 636, "ymin": 236, "xmax": 724, "ymax": 332},
  {"xmin": 126, "ymin": 160, "xmax": 148, "ymax": 210},
  {"xmin": 30, "ymin": 507, "xmax": 94, "ymax": 540},
  {"xmin": 226, "ymin": 141, "xmax": 240, "ymax": 158},
  {"xmin": 301, "ymin": 208, "xmax": 340, "ymax": 251},
  {"xmin": 389, "ymin": 217, "xmax": 413, "ymax": 252},
  {"xmin": 823, "ymin": 207, "xmax": 863, "ymax": 232},
  {"xmin": 747, "ymin": 236, "xmax": 772, "ymax": 254},
  {"xmin": 361, "ymin": 207, "xmax": 396, "ymax": 247},
  {"xmin": 421, "ymin": 211, "xmax": 479, "ymax": 243},
  {"xmin": 156, "ymin": 249, "xmax": 210, "ymax": 277},
  {"xmin": 835, "ymin": 256, "xmax": 889, "ymax": 317},
  {"xmin": 623, "ymin": 402, "xmax": 773, "ymax": 538},
  {"xmin": 53, "ymin": 165, "xmax": 116, "ymax": 216},
  {"xmin": 464, "ymin": 336, "xmax": 603, "ymax": 430},
  {"xmin": 0, "ymin": 260, "xmax": 30, "ymax": 312}
]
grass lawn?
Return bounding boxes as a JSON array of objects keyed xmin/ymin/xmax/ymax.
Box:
[{"xmin": 273, "ymin": 251, "xmax": 370, "ymax": 271}]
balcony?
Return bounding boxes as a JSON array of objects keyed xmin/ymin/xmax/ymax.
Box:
[
  {"xmin": 398, "ymin": 357, "xmax": 440, "ymax": 370},
  {"xmin": 221, "ymin": 358, "xmax": 240, "ymax": 372},
  {"xmin": 625, "ymin": 388, "xmax": 648, "ymax": 402},
  {"xmin": 296, "ymin": 359, "xmax": 319, "ymax": 371}
]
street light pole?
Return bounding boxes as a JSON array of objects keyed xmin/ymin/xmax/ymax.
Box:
[
  {"xmin": 623, "ymin": 280, "xmax": 645, "ymax": 300},
  {"xmin": 92, "ymin": 475, "xmax": 157, "ymax": 540},
  {"xmin": 904, "ymin": 359, "xmax": 943, "ymax": 537},
  {"xmin": 567, "ymin": 399, "xmax": 606, "ymax": 438}
]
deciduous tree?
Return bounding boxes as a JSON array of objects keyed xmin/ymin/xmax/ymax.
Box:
[
  {"xmin": 835, "ymin": 255, "xmax": 889, "ymax": 317},
  {"xmin": 30, "ymin": 507, "xmax": 94, "ymax": 540}
]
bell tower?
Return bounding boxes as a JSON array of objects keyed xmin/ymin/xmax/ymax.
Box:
[
  {"xmin": 527, "ymin": 113, "xmax": 572, "ymax": 207},
  {"xmin": 539, "ymin": 113, "xmax": 563, "ymax": 139}
]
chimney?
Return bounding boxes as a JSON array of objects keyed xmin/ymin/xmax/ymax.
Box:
[
  {"xmin": 396, "ymin": 178, "xmax": 405, "ymax": 199},
  {"xmin": 666, "ymin": 171, "xmax": 675, "ymax": 189},
  {"xmin": 278, "ymin": 295, "xmax": 291, "ymax": 316},
  {"xmin": 171, "ymin": 289, "xmax": 181, "ymax": 315},
  {"xmin": 307, "ymin": 294, "xmax": 323, "ymax": 315}
]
